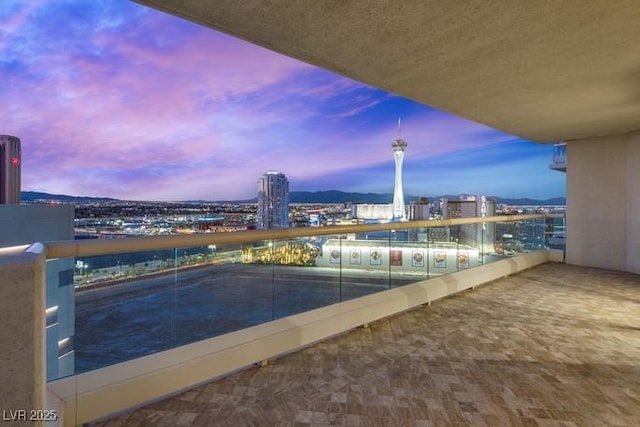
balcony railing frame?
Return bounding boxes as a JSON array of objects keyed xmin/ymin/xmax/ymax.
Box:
[
  {"xmin": 45, "ymin": 214, "xmax": 545, "ymax": 259},
  {"xmin": 1, "ymin": 213, "xmax": 563, "ymax": 427}
]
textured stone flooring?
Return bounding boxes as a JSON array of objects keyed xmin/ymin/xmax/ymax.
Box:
[{"xmin": 92, "ymin": 263, "xmax": 640, "ymax": 426}]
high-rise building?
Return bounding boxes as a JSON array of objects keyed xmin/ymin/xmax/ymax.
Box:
[
  {"xmin": 442, "ymin": 195, "xmax": 496, "ymax": 253},
  {"xmin": 257, "ymin": 171, "xmax": 289, "ymax": 230},
  {"xmin": 0, "ymin": 204, "xmax": 75, "ymax": 380},
  {"xmin": 0, "ymin": 135, "xmax": 21, "ymax": 204},
  {"xmin": 392, "ymin": 120, "xmax": 407, "ymax": 221},
  {"xmin": 407, "ymin": 196, "xmax": 430, "ymax": 221}
]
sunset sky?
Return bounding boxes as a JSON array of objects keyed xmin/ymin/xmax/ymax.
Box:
[{"xmin": 0, "ymin": 0, "xmax": 566, "ymax": 201}]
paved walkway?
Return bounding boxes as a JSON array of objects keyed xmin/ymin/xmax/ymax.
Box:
[{"xmin": 93, "ymin": 263, "xmax": 640, "ymax": 426}]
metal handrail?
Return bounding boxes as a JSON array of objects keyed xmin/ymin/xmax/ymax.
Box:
[{"xmin": 42, "ymin": 214, "xmax": 546, "ymax": 259}]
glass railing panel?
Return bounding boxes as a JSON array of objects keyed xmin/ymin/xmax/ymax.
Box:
[
  {"xmin": 74, "ymin": 249, "xmax": 178, "ymax": 287},
  {"xmin": 271, "ymin": 236, "xmax": 340, "ymax": 318},
  {"xmin": 523, "ymin": 218, "xmax": 535, "ymax": 251},
  {"xmin": 71, "ymin": 243, "xmax": 262, "ymax": 377},
  {"xmin": 73, "ymin": 249, "xmax": 179, "ymax": 375},
  {"xmin": 337, "ymin": 231, "xmax": 393, "ymax": 300},
  {"xmin": 45, "ymin": 256, "xmax": 75, "ymax": 382},
  {"xmin": 521, "ymin": 218, "xmax": 544, "ymax": 251},
  {"xmin": 544, "ymin": 214, "xmax": 566, "ymax": 251},
  {"xmin": 456, "ymin": 223, "xmax": 482, "ymax": 272},
  {"xmin": 45, "ymin": 215, "xmax": 552, "ymax": 382},
  {"xmin": 387, "ymin": 227, "xmax": 430, "ymax": 287},
  {"xmin": 495, "ymin": 218, "xmax": 521, "ymax": 257},
  {"xmin": 533, "ymin": 217, "xmax": 546, "ymax": 251},
  {"xmin": 173, "ymin": 242, "xmax": 274, "ymax": 348},
  {"xmin": 409, "ymin": 225, "xmax": 433, "ymax": 280},
  {"xmin": 494, "ymin": 217, "xmax": 551, "ymax": 257},
  {"xmin": 422, "ymin": 224, "xmax": 455, "ymax": 275}
]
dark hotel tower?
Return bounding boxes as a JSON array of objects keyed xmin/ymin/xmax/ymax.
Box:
[{"xmin": 0, "ymin": 135, "xmax": 21, "ymax": 204}]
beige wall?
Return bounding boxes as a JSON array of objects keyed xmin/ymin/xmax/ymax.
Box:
[
  {"xmin": 566, "ymin": 131, "xmax": 639, "ymax": 273},
  {"xmin": 627, "ymin": 131, "xmax": 640, "ymax": 274},
  {"xmin": 0, "ymin": 253, "xmax": 46, "ymax": 426}
]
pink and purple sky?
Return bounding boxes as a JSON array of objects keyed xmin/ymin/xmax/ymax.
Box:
[{"xmin": 0, "ymin": 0, "xmax": 565, "ymax": 201}]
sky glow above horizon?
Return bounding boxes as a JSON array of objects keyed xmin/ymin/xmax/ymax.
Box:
[{"xmin": 0, "ymin": 0, "xmax": 566, "ymax": 201}]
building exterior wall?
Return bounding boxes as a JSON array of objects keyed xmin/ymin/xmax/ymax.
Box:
[
  {"xmin": 352, "ymin": 203, "xmax": 393, "ymax": 221},
  {"xmin": 257, "ymin": 171, "xmax": 289, "ymax": 230},
  {"xmin": 407, "ymin": 201, "xmax": 430, "ymax": 221},
  {"xmin": 0, "ymin": 204, "xmax": 75, "ymax": 380},
  {"xmin": 566, "ymin": 133, "xmax": 632, "ymax": 272},
  {"xmin": 442, "ymin": 196, "xmax": 496, "ymax": 253},
  {"xmin": 476, "ymin": 196, "xmax": 496, "ymax": 254},
  {"xmin": 319, "ymin": 239, "xmax": 479, "ymax": 275},
  {"xmin": 0, "ymin": 135, "xmax": 21, "ymax": 204}
]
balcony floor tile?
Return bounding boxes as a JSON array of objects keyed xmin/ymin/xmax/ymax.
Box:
[{"xmin": 90, "ymin": 263, "xmax": 640, "ymax": 426}]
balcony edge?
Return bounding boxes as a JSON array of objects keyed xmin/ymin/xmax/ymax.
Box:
[{"xmin": 48, "ymin": 250, "xmax": 549, "ymax": 426}]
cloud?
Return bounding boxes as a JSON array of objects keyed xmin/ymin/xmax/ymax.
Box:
[{"xmin": 3, "ymin": 0, "xmax": 565, "ymax": 201}]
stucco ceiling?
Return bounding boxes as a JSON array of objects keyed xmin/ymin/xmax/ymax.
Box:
[{"xmin": 135, "ymin": 0, "xmax": 640, "ymax": 143}]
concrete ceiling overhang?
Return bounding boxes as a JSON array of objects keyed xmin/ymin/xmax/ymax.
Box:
[{"xmin": 135, "ymin": 0, "xmax": 640, "ymax": 143}]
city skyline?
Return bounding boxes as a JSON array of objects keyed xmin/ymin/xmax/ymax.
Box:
[{"xmin": 0, "ymin": 1, "xmax": 565, "ymax": 202}]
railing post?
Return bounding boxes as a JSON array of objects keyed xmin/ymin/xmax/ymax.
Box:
[{"xmin": 0, "ymin": 248, "xmax": 47, "ymax": 426}]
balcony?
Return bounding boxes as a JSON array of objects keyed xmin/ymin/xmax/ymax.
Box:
[
  {"xmin": 91, "ymin": 262, "xmax": 640, "ymax": 426},
  {"xmin": 8, "ymin": 214, "xmax": 638, "ymax": 427},
  {"xmin": 549, "ymin": 143, "xmax": 567, "ymax": 173}
]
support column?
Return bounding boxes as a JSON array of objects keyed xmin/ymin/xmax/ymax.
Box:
[
  {"xmin": 566, "ymin": 130, "xmax": 640, "ymax": 274},
  {"xmin": 627, "ymin": 131, "xmax": 640, "ymax": 274},
  {"xmin": 0, "ymin": 252, "xmax": 46, "ymax": 426}
]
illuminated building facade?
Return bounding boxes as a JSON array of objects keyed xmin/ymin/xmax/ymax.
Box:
[
  {"xmin": 196, "ymin": 216, "xmax": 225, "ymax": 231},
  {"xmin": 352, "ymin": 203, "xmax": 393, "ymax": 221},
  {"xmin": 257, "ymin": 171, "xmax": 289, "ymax": 230},
  {"xmin": 0, "ymin": 135, "xmax": 21, "ymax": 204}
]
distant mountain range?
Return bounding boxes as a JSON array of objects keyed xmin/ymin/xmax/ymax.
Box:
[
  {"xmin": 286, "ymin": 191, "xmax": 566, "ymax": 206},
  {"xmin": 22, "ymin": 191, "xmax": 118, "ymax": 203},
  {"xmin": 21, "ymin": 190, "xmax": 566, "ymax": 206}
]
